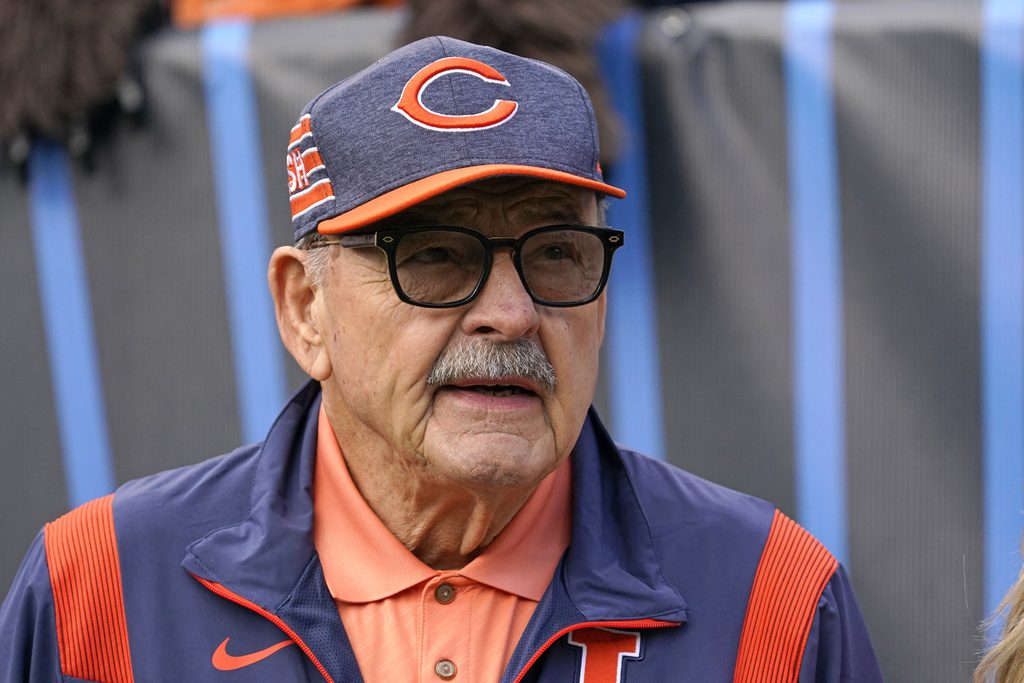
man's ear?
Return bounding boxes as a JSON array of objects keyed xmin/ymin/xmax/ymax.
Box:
[{"xmin": 268, "ymin": 246, "xmax": 332, "ymax": 381}]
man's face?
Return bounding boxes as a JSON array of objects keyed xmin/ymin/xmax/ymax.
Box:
[{"xmin": 311, "ymin": 178, "xmax": 606, "ymax": 496}]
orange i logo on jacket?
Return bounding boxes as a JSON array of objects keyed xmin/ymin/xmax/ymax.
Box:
[
  {"xmin": 567, "ymin": 628, "xmax": 642, "ymax": 683},
  {"xmin": 392, "ymin": 57, "xmax": 519, "ymax": 131}
]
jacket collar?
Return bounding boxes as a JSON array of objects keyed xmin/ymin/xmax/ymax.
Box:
[
  {"xmin": 182, "ymin": 379, "xmax": 323, "ymax": 611},
  {"xmin": 563, "ymin": 408, "xmax": 688, "ymax": 624},
  {"xmin": 183, "ymin": 381, "xmax": 687, "ymax": 624}
]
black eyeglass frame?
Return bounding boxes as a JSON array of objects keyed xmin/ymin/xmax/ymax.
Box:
[{"xmin": 309, "ymin": 225, "xmax": 624, "ymax": 308}]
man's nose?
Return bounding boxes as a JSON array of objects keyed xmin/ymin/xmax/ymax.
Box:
[{"xmin": 460, "ymin": 251, "xmax": 540, "ymax": 341}]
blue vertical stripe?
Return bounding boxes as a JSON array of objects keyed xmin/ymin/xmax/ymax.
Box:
[
  {"xmin": 27, "ymin": 142, "xmax": 116, "ymax": 508},
  {"xmin": 784, "ymin": 0, "xmax": 848, "ymax": 566},
  {"xmin": 981, "ymin": 0, "xmax": 1024, "ymax": 624},
  {"xmin": 597, "ymin": 13, "xmax": 666, "ymax": 461},
  {"xmin": 201, "ymin": 19, "xmax": 287, "ymax": 444}
]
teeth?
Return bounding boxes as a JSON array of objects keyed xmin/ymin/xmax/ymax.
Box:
[{"xmin": 473, "ymin": 386, "xmax": 525, "ymax": 397}]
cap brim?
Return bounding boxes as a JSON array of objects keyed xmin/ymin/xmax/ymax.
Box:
[{"xmin": 317, "ymin": 164, "xmax": 626, "ymax": 234}]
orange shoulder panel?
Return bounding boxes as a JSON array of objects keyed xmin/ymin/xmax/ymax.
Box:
[
  {"xmin": 733, "ymin": 509, "xmax": 838, "ymax": 683},
  {"xmin": 44, "ymin": 494, "xmax": 134, "ymax": 683}
]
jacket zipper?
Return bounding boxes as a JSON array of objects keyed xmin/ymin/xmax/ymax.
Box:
[
  {"xmin": 511, "ymin": 618, "xmax": 682, "ymax": 683},
  {"xmin": 190, "ymin": 572, "xmax": 336, "ymax": 683}
]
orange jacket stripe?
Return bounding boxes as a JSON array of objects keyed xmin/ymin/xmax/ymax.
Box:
[
  {"xmin": 45, "ymin": 494, "xmax": 134, "ymax": 683},
  {"xmin": 733, "ymin": 510, "xmax": 837, "ymax": 682},
  {"xmin": 744, "ymin": 514, "xmax": 832, "ymax": 681}
]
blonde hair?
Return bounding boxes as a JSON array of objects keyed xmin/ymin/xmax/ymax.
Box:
[{"xmin": 977, "ymin": 556, "xmax": 1024, "ymax": 682}]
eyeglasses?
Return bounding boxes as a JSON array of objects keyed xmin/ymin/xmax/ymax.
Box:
[{"xmin": 310, "ymin": 225, "xmax": 624, "ymax": 308}]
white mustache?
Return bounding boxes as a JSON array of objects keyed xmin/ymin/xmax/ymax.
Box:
[{"xmin": 427, "ymin": 339, "xmax": 557, "ymax": 392}]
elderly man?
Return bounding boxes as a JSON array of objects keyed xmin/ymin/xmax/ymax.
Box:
[{"xmin": 1, "ymin": 37, "xmax": 880, "ymax": 681}]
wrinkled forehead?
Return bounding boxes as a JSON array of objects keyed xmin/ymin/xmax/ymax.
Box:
[{"xmin": 372, "ymin": 178, "xmax": 599, "ymax": 233}]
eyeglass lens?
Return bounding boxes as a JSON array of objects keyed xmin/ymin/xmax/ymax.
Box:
[{"xmin": 393, "ymin": 229, "xmax": 607, "ymax": 305}]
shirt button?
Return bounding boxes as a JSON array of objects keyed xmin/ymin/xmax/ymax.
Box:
[
  {"xmin": 434, "ymin": 582, "xmax": 455, "ymax": 604},
  {"xmin": 435, "ymin": 659, "xmax": 457, "ymax": 679}
]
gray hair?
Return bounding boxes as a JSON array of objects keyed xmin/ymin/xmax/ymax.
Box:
[
  {"xmin": 427, "ymin": 338, "xmax": 557, "ymax": 392},
  {"xmin": 295, "ymin": 232, "xmax": 334, "ymax": 290}
]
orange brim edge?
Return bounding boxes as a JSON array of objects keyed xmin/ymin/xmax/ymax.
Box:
[{"xmin": 316, "ymin": 164, "xmax": 627, "ymax": 234}]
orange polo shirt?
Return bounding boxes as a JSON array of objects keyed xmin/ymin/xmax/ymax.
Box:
[{"xmin": 312, "ymin": 406, "xmax": 572, "ymax": 683}]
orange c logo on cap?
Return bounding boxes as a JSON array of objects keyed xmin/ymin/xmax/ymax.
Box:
[{"xmin": 392, "ymin": 57, "xmax": 518, "ymax": 131}]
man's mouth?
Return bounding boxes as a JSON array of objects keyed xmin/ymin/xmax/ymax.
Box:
[
  {"xmin": 446, "ymin": 380, "xmax": 540, "ymax": 398},
  {"xmin": 462, "ymin": 385, "xmax": 534, "ymax": 397}
]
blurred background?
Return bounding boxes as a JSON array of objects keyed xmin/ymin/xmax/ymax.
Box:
[{"xmin": 0, "ymin": 0, "xmax": 1018, "ymax": 680}]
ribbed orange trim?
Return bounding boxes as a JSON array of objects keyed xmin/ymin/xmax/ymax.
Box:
[
  {"xmin": 45, "ymin": 494, "xmax": 134, "ymax": 683},
  {"xmin": 172, "ymin": 0, "xmax": 402, "ymax": 29},
  {"xmin": 733, "ymin": 510, "xmax": 838, "ymax": 683},
  {"xmin": 317, "ymin": 164, "xmax": 627, "ymax": 235}
]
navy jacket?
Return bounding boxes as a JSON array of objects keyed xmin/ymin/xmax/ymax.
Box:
[{"xmin": 1, "ymin": 381, "xmax": 882, "ymax": 681}]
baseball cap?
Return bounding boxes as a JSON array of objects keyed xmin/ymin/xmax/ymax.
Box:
[{"xmin": 286, "ymin": 36, "xmax": 626, "ymax": 242}]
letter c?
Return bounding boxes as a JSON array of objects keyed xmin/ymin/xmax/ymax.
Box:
[{"xmin": 392, "ymin": 57, "xmax": 519, "ymax": 131}]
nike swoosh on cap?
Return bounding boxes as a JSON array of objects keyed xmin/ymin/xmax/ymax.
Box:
[{"xmin": 212, "ymin": 637, "xmax": 295, "ymax": 670}]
